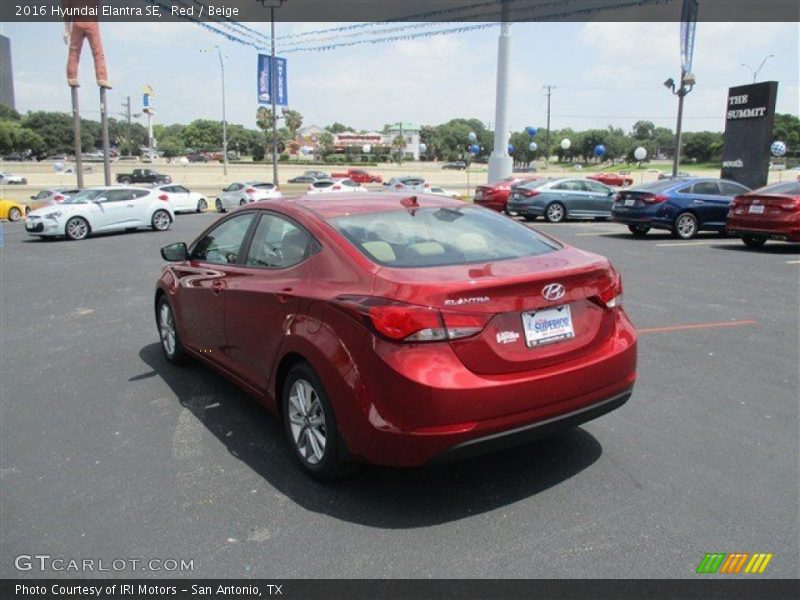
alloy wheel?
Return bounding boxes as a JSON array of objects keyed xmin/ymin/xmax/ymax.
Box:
[
  {"xmin": 66, "ymin": 217, "xmax": 88, "ymax": 240},
  {"xmin": 546, "ymin": 203, "xmax": 565, "ymax": 222},
  {"xmin": 675, "ymin": 213, "xmax": 697, "ymax": 239},
  {"xmin": 159, "ymin": 303, "xmax": 176, "ymax": 357},
  {"xmin": 287, "ymin": 379, "xmax": 327, "ymax": 465},
  {"xmin": 152, "ymin": 210, "xmax": 171, "ymax": 231},
  {"xmin": 8, "ymin": 207, "xmax": 21, "ymax": 221},
  {"xmin": 197, "ymin": 198, "xmax": 207, "ymax": 213}
]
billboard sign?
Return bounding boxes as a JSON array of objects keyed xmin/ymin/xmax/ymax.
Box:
[
  {"xmin": 257, "ymin": 54, "xmax": 288, "ymax": 106},
  {"xmin": 720, "ymin": 81, "xmax": 779, "ymax": 190}
]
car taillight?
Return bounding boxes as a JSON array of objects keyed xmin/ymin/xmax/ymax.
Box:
[
  {"xmin": 592, "ymin": 271, "xmax": 623, "ymax": 309},
  {"xmin": 245, "ymin": 187, "xmax": 256, "ymax": 195},
  {"xmin": 614, "ymin": 193, "xmax": 623, "ymax": 202},
  {"xmin": 308, "ymin": 184, "xmax": 314, "ymax": 191},
  {"xmin": 780, "ymin": 198, "xmax": 800, "ymax": 210},
  {"xmin": 395, "ymin": 184, "xmax": 403, "ymax": 189},
  {"xmin": 424, "ymin": 183, "xmax": 430, "ymax": 188},
  {"xmin": 643, "ymin": 194, "xmax": 667, "ymax": 204},
  {"xmin": 521, "ymin": 189, "xmax": 540, "ymax": 197},
  {"xmin": 333, "ymin": 296, "xmax": 490, "ymax": 342},
  {"xmin": 54, "ymin": 194, "xmax": 65, "ymax": 202},
  {"xmin": 332, "ymin": 185, "xmax": 341, "ymax": 191},
  {"xmin": 158, "ymin": 194, "xmax": 169, "ymax": 201}
]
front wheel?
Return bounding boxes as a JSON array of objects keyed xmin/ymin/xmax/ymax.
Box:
[
  {"xmin": 118, "ymin": 177, "xmax": 131, "ymax": 184},
  {"xmin": 239, "ymin": 199, "xmax": 247, "ymax": 206},
  {"xmin": 151, "ymin": 209, "xmax": 172, "ymax": 231},
  {"xmin": 156, "ymin": 296, "xmax": 188, "ymax": 365},
  {"xmin": 673, "ymin": 212, "xmax": 698, "ymax": 239},
  {"xmin": 544, "ymin": 202, "xmax": 566, "ymax": 223},
  {"xmin": 196, "ymin": 198, "xmax": 207, "ymax": 213},
  {"xmin": 65, "ymin": 216, "xmax": 90, "ymax": 240},
  {"xmin": 215, "ymin": 198, "xmax": 225, "ymax": 213},
  {"xmin": 7, "ymin": 207, "xmax": 21, "ymax": 222},
  {"xmin": 282, "ymin": 362, "xmax": 348, "ymax": 480},
  {"xmin": 742, "ymin": 235, "xmax": 767, "ymax": 249},
  {"xmin": 628, "ymin": 223, "xmax": 651, "ymax": 238}
]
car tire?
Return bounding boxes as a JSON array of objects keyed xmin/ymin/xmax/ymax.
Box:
[
  {"xmin": 282, "ymin": 362, "xmax": 348, "ymax": 481},
  {"xmin": 196, "ymin": 198, "xmax": 207, "ymax": 213},
  {"xmin": 239, "ymin": 199, "xmax": 246, "ymax": 206},
  {"xmin": 24, "ymin": 205, "xmax": 31, "ymax": 215},
  {"xmin": 151, "ymin": 209, "xmax": 172, "ymax": 232},
  {"xmin": 523, "ymin": 215, "xmax": 537, "ymax": 222},
  {"xmin": 544, "ymin": 202, "xmax": 566, "ymax": 223},
  {"xmin": 119, "ymin": 176, "xmax": 131, "ymax": 184},
  {"xmin": 628, "ymin": 224, "xmax": 650, "ymax": 237},
  {"xmin": 65, "ymin": 216, "xmax": 90, "ymax": 240},
  {"xmin": 672, "ymin": 212, "xmax": 698, "ymax": 239},
  {"xmin": 156, "ymin": 295, "xmax": 188, "ymax": 366},
  {"xmin": 742, "ymin": 235, "xmax": 767, "ymax": 249},
  {"xmin": 215, "ymin": 199, "xmax": 225, "ymax": 213},
  {"xmin": 7, "ymin": 207, "xmax": 21, "ymax": 221}
]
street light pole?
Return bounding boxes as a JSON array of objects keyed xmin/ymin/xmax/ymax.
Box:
[
  {"xmin": 741, "ymin": 54, "xmax": 775, "ymax": 83},
  {"xmin": 270, "ymin": 6, "xmax": 279, "ymax": 185},
  {"xmin": 664, "ymin": 71, "xmax": 695, "ymax": 177}
]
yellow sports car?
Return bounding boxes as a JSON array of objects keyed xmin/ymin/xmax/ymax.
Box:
[{"xmin": 0, "ymin": 198, "xmax": 28, "ymax": 222}]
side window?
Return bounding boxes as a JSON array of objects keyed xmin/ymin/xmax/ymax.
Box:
[
  {"xmin": 244, "ymin": 213, "xmax": 314, "ymax": 269},
  {"xmin": 719, "ymin": 182, "xmax": 748, "ymax": 196},
  {"xmin": 35, "ymin": 190, "xmax": 50, "ymax": 200},
  {"xmin": 554, "ymin": 180, "xmax": 581, "ymax": 191},
  {"xmin": 175, "ymin": 186, "xmax": 190, "ymax": 194},
  {"xmin": 692, "ymin": 181, "xmax": 721, "ymax": 195},
  {"xmin": 191, "ymin": 213, "xmax": 254, "ymax": 265},
  {"xmin": 103, "ymin": 189, "xmax": 133, "ymax": 202},
  {"xmin": 677, "ymin": 185, "xmax": 693, "ymax": 194},
  {"xmin": 132, "ymin": 190, "xmax": 150, "ymax": 199},
  {"xmin": 583, "ymin": 180, "xmax": 608, "ymax": 193}
]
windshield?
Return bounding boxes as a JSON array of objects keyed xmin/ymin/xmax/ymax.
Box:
[
  {"xmin": 328, "ymin": 206, "xmax": 561, "ymax": 268},
  {"xmin": 631, "ymin": 179, "xmax": 683, "ymax": 193},
  {"xmin": 63, "ymin": 189, "xmax": 106, "ymax": 204}
]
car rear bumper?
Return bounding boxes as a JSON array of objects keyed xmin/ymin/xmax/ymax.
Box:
[
  {"xmin": 506, "ymin": 202, "xmax": 544, "ymax": 216},
  {"xmin": 342, "ymin": 311, "xmax": 637, "ymax": 467},
  {"xmin": 726, "ymin": 215, "xmax": 800, "ymax": 241}
]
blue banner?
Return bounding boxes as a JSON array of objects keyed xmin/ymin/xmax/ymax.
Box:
[{"xmin": 257, "ymin": 54, "xmax": 288, "ymax": 106}]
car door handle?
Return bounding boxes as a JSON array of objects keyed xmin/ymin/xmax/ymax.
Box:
[
  {"xmin": 277, "ymin": 287, "xmax": 293, "ymax": 303},
  {"xmin": 211, "ymin": 280, "xmax": 225, "ymax": 295}
]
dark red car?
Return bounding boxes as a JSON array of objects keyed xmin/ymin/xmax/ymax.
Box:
[
  {"xmin": 155, "ymin": 194, "xmax": 637, "ymax": 479},
  {"xmin": 726, "ymin": 180, "xmax": 800, "ymax": 247},
  {"xmin": 329, "ymin": 168, "xmax": 383, "ymax": 184},
  {"xmin": 587, "ymin": 173, "xmax": 634, "ymax": 187},
  {"xmin": 473, "ymin": 175, "xmax": 539, "ymax": 211}
]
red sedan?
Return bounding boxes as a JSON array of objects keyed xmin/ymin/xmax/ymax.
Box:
[
  {"xmin": 588, "ymin": 173, "xmax": 634, "ymax": 187},
  {"xmin": 726, "ymin": 180, "xmax": 800, "ymax": 248},
  {"xmin": 155, "ymin": 194, "xmax": 637, "ymax": 479},
  {"xmin": 474, "ymin": 175, "xmax": 539, "ymax": 211}
]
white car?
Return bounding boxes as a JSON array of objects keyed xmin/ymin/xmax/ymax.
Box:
[
  {"xmin": 306, "ymin": 178, "xmax": 367, "ymax": 194},
  {"xmin": 383, "ymin": 176, "xmax": 430, "ymax": 192},
  {"xmin": 30, "ymin": 188, "xmax": 82, "ymax": 205},
  {"xmin": 216, "ymin": 181, "xmax": 281, "ymax": 212},
  {"xmin": 154, "ymin": 184, "xmax": 208, "ymax": 214},
  {"xmin": 0, "ymin": 171, "xmax": 28, "ymax": 185},
  {"xmin": 25, "ymin": 186, "xmax": 174, "ymax": 241},
  {"xmin": 427, "ymin": 186, "xmax": 460, "ymax": 198}
]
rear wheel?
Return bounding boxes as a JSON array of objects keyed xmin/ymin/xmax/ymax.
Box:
[
  {"xmin": 673, "ymin": 212, "xmax": 698, "ymax": 239},
  {"xmin": 65, "ymin": 216, "xmax": 89, "ymax": 240},
  {"xmin": 282, "ymin": 362, "xmax": 347, "ymax": 480},
  {"xmin": 523, "ymin": 215, "xmax": 537, "ymax": 222},
  {"xmin": 544, "ymin": 202, "xmax": 566, "ymax": 223},
  {"xmin": 151, "ymin": 209, "xmax": 172, "ymax": 231},
  {"xmin": 196, "ymin": 198, "xmax": 207, "ymax": 213},
  {"xmin": 628, "ymin": 223, "xmax": 650, "ymax": 238},
  {"xmin": 7, "ymin": 207, "xmax": 21, "ymax": 221},
  {"xmin": 239, "ymin": 199, "xmax": 246, "ymax": 206},
  {"xmin": 119, "ymin": 176, "xmax": 131, "ymax": 184},
  {"xmin": 215, "ymin": 198, "xmax": 225, "ymax": 213},
  {"xmin": 742, "ymin": 235, "xmax": 767, "ymax": 249},
  {"xmin": 156, "ymin": 296, "xmax": 187, "ymax": 365}
]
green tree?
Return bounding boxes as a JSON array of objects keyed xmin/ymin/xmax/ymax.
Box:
[
  {"xmin": 773, "ymin": 113, "xmax": 800, "ymax": 153},
  {"xmin": 181, "ymin": 119, "xmax": 222, "ymax": 151},
  {"xmin": 325, "ymin": 122, "xmax": 354, "ymax": 134},
  {"xmin": 632, "ymin": 120, "xmax": 656, "ymax": 140},
  {"xmin": 317, "ymin": 131, "xmax": 335, "ymax": 159},
  {"xmin": 0, "ymin": 105, "xmax": 21, "ymax": 121},
  {"xmin": 682, "ymin": 131, "xmax": 724, "ymax": 162},
  {"xmin": 282, "ymin": 109, "xmax": 303, "ymax": 138},
  {"xmin": 391, "ymin": 134, "xmax": 407, "ymax": 164}
]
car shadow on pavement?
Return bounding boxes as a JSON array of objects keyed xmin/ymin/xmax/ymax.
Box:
[{"xmin": 137, "ymin": 342, "xmax": 604, "ymax": 529}]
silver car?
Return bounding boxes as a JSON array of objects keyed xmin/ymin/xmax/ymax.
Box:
[
  {"xmin": 215, "ymin": 181, "xmax": 282, "ymax": 212},
  {"xmin": 30, "ymin": 188, "xmax": 82, "ymax": 206},
  {"xmin": 506, "ymin": 178, "xmax": 616, "ymax": 222}
]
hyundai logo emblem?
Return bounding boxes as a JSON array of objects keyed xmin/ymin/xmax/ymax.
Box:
[{"xmin": 542, "ymin": 283, "xmax": 566, "ymax": 302}]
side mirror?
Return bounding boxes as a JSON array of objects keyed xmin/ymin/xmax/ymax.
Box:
[
  {"xmin": 30, "ymin": 195, "xmax": 36, "ymax": 199},
  {"xmin": 161, "ymin": 242, "xmax": 188, "ymax": 262}
]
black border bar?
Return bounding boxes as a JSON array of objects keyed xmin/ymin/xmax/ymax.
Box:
[{"xmin": 2, "ymin": 0, "xmax": 799, "ymax": 22}]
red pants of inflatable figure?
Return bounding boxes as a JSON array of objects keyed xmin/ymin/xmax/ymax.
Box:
[{"xmin": 66, "ymin": 21, "xmax": 108, "ymax": 85}]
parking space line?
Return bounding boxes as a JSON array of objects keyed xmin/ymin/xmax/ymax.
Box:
[
  {"xmin": 655, "ymin": 240, "xmax": 740, "ymax": 247},
  {"xmin": 639, "ymin": 320, "xmax": 757, "ymax": 334},
  {"xmin": 575, "ymin": 232, "xmax": 620, "ymax": 237},
  {"xmin": 786, "ymin": 260, "xmax": 800, "ymax": 264}
]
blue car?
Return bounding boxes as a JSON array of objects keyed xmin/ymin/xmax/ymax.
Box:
[{"xmin": 611, "ymin": 177, "xmax": 751, "ymax": 239}]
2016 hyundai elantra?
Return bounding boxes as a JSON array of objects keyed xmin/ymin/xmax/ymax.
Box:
[{"xmin": 155, "ymin": 194, "xmax": 637, "ymax": 479}]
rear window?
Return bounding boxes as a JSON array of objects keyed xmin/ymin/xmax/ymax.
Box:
[
  {"xmin": 253, "ymin": 183, "xmax": 275, "ymax": 190},
  {"xmin": 632, "ymin": 179, "xmax": 683, "ymax": 193},
  {"xmin": 754, "ymin": 181, "xmax": 800, "ymax": 195},
  {"xmin": 328, "ymin": 206, "xmax": 561, "ymax": 268}
]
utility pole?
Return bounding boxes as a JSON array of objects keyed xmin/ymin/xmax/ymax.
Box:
[
  {"xmin": 203, "ymin": 47, "xmax": 229, "ymax": 176},
  {"xmin": 543, "ymin": 85, "xmax": 555, "ymax": 161},
  {"xmin": 122, "ymin": 96, "xmax": 131, "ymax": 156}
]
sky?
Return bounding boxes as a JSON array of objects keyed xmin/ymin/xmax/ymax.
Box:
[{"xmin": 1, "ymin": 20, "xmax": 797, "ymax": 135}]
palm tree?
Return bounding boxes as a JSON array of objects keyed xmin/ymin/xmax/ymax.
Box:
[{"xmin": 391, "ymin": 134, "xmax": 406, "ymax": 164}]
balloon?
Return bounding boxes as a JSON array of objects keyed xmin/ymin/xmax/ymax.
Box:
[
  {"xmin": 507, "ymin": 144, "xmax": 515, "ymax": 154},
  {"xmin": 770, "ymin": 140, "xmax": 787, "ymax": 157},
  {"xmin": 468, "ymin": 131, "xmax": 477, "ymax": 143},
  {"xmin": 361, "ymin": 144, "xmax": 371, "ymax": 153},
  {"xmin": 526, "ymin": 126, "xmax": 538, "ymax": 137},
  {"xmin": 594, "ymin": 144, "xmax": 606, "ymax": 157},
  {"xmin": 54, "ymin": 161, "xmax": 64, "ymax": 172},
  {"xmin": 469, "ymin": 144, "xmax": 480, "ymax": 154},
  {"xmin": 561, "ymin": 138, "xmax": 571, "ymax": 150},
  {"xmin": 529, "ymin": 142, "xmax": 538, "ymax": 152},
  {"xmin": 634, "ymin": 146, "xmax": 647, "ymax": 161},
  {"xmin": 419, "ymin": 143, "xmax": 427, "ymax": 154}
]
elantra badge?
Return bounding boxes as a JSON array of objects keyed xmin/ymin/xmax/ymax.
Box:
[
  {"xmin": 444, "ymin": 296, "xmax": 490, "ymax": 307},
  {"xmin": 542, "ymin": 283, "xmax": 566, "ymax": 302}
]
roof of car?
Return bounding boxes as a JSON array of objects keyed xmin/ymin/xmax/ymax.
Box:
[{"xmin": 279, "ymin": 192, "xmax": 463, "ymax": 219}]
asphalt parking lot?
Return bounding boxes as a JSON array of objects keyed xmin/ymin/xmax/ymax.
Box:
[{"xmin": 1, "ymin": 212, "xmax": 798, "ymax": 579}]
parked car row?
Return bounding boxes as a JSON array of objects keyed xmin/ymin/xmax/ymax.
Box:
[{"xmin": 216, "ymin": 181, "xmax": 282, "ymax": 212}]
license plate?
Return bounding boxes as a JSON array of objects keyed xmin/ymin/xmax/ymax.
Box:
[
  {"xmin": 25, "ymin": 221, "xmax": 35, "ymax": 230},
  {"xmin": 522, "ymin": 305, "xmax": 575, "ymax": 347},
  {"xmin": 624, "ymin": 199, "xmax": 635, "ymax": 206},
  {"xmin": 748, "ymin": 204, "xmax": 765, "ymax": 214}
]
